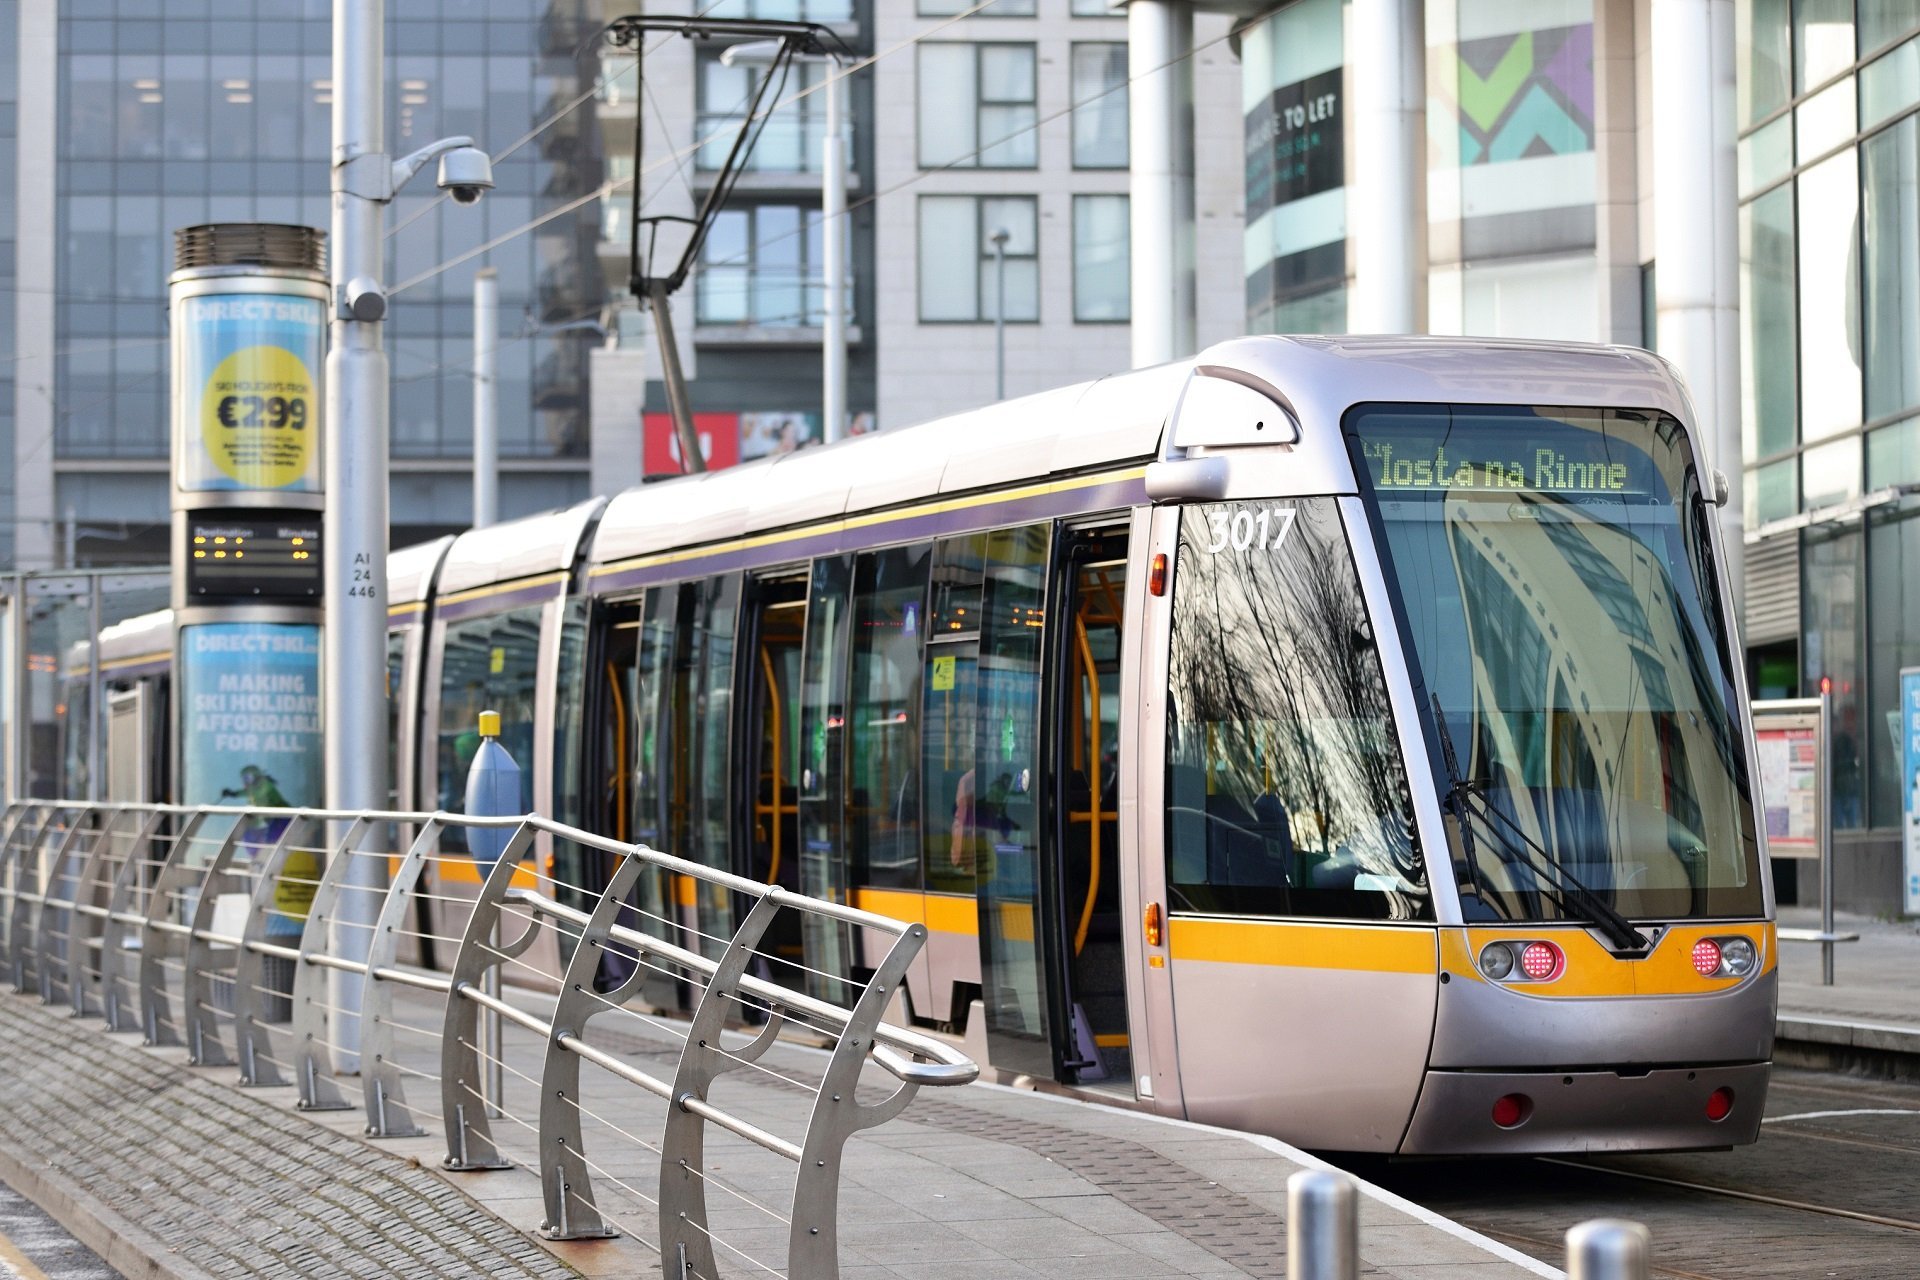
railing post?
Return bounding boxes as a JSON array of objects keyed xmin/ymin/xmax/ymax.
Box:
[
  {"xmin": 231, "ymin": 812, "xmax": 316, "ymax": 1087},
  {"xmin": 35, "ymin": 806, "xmax": 102, "ymax": 1007},
  {"xmin": 662, "ymin": 891, "xmax": 788, "ymax": 1279},
  {"xmin": 1566, "ymin": 1219, "xmax": 1651, "ymax": 1280},
  {"xmin": 289, "ymin": 815, "xmax": 372, "ymax": 1112},
  {"xmin": 138, "ymin": 808, "xmax": 217, "ymax": 1048},
  {"xmin": 439, "ymin": 821, "xmax": 538, "ymax": 1172},
  {"xmin": 0, "ymin": 803, "xmax": 38, "ymax": 978},
  {"xmin": 357, "ymin": 818, "xmax": 442, "ymax": 1137},
  {"xmin": 537, "ymin": 851, "xmax": 655, "ymax": 1240},
  {"xmin": 788, "ymin": 921, "xmax": 931, "ymax": 1280},
  {"xmin": 99, "ymin": 807, "xmax": 168, "ymax": 1032},
  {"xmin": 181, "ymin": 813, "xmax": 254, "ymax": 1066},
  {"xmin": 9, "ymin": 806, "xmax": 65, "ymax": 993},
  {"xmin": 1286, "ymin": 1170, "xmax": 1357, "ymax": 1280},
  {"xmin": 63, "ymin": 805, "xmax": 134, "ymax": 1018}
]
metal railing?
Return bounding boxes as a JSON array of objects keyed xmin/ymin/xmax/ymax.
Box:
[{"xmin": 0, "ymin": 800, "xmax": 977, "ymax": 1279}]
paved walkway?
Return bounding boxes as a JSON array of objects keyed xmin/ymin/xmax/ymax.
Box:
[
  {"xmin": 1776, "ymin": 905, "xmax": 1920, "ymax": 1059},
  {"xmin": 0, "ymin": 983, "xmax": 1554, "ymax": 1280}
]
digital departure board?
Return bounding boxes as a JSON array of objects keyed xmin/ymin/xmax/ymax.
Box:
[
  {"xmin": 185, "ymin": 512, "xmax": 322, "ymax": 600},
  {"xmin": 1359, "ymin": 441, "xmax": 1652, "ymax": 496}
]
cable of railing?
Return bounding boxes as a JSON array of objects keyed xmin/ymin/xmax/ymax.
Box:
[{"xmin": 508, "ymin": 887, "xmax": 976, "ymax": 1085}]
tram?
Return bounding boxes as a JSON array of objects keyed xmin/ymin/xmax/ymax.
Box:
[{"xmin": 74, "ymin": 334, "xmax": 1776, "ymax": 1155}]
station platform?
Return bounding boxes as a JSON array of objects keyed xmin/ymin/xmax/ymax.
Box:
[
  {"xmin": 0, "ymin": 984, "xmax": 1555, "ymax": 1280},
  {"xmin": 1776, "ymin": 905, "xmax": 1920, "ymax": 1070}
]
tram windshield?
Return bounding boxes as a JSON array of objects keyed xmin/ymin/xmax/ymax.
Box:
[{"xmin": 1350, "ymin": 404, "xmax": 1763, "ymax": 923}]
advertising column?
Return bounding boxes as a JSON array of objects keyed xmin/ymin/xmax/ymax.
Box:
[{"xmin": 170, "ymin": 226, "xmax": 329, "ymax": 886}]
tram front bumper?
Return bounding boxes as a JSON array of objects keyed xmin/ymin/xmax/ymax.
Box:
[{"xmin": 1398, "ymin": 1061, "xmax": 1770, "ymax": 1155}]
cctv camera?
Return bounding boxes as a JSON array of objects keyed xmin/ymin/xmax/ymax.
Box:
[{"xmin": 437, "ymin": 146, "xmax": 494, "ymax": 206}]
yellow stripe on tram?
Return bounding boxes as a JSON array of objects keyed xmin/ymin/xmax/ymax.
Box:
[
  {"xmin": 1169, "ymin": 918, "xmax": 1437, "ymax": 974},
  {"xmin": 851, "ymin": 888, "xmax": 981, "ymax": 937}
]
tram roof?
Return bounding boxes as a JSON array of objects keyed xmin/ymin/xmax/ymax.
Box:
[
  {"xmin": 389, "ymin": 535, "xmax": 454, "ymax": 608},
  {"xmin": 589, "ymin": 362, "xmax": 1189, "ymax": 566},
  {"xmin": 436, "ymin": 496, "xmax": 607, "ymax": 600}
]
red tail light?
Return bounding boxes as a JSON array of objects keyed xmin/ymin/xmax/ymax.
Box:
[
  {"xmin": 1519, "ymin": 941, "xmax": 1563, "ymax": 980},
  {"xmin": 1491, "ymin": 1093, "xmax": 1532, "ymax": 1128},
  {"xmin": 1691, "ymin": 938, "xmax": 1723, "ymax": 977},
  {"xmin": 1706, "ymin": 1087, "xmax": 1734, "ymax": 1121}
]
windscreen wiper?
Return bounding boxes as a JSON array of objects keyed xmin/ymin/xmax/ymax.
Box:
[
  {"xmin": 1430, "ymin": 695, "xmax": 1508, "ymax": 922},
  {"xmin": 1429, "ymin": 696, "xmax": 1648, "ymax": 951}
]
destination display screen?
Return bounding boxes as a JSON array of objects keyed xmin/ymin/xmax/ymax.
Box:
[
  {"xmin": 185, "ymin": 512, "xmax": 322, "ymax": 600},
  {"xmin": 1352, "ymin": 407, "xmax": 1670, "ymax": 500}
]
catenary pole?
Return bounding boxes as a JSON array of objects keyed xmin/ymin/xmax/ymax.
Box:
[
  {"xmin": 327, "ymin": 0, "xmax": 392, "ymax": 1069},
  {"xmin": 473, "ymin": 268, "xmax": 498, "ymax": 528},
  {"xmin": 822, "ymin": 60, "xmax": 847, "ymax": 443}
]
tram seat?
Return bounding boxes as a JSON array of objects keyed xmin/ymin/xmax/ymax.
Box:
[{"xmin": 1205, "ymin": 788, "xmax": 1292, "ymax": 888}]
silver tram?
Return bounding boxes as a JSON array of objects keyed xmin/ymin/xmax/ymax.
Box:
[{"xmin": 75, "ymin": 335, "xmax": 1775, "ymax": 1155}]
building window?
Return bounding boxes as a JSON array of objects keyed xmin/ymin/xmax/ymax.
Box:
[
  {"xmin": 1863, "ymin": 115, "xmax": 1920, "ymax": 423},
  {"xmin": 1070, "ymin": 43, "xmax": 1128, "ymax": 168},
  {"xmin": 920, "ymin": 0, "xmax": 1035, "ymax": 14},
  {"xmin": 1072, "ymin": 194, "xmax": 1129, "ymax": 322},
  {"xmin": 1072, "ymin": 0, "xmax": 1116, "ymax": 13},
  {"xmin": 705, "ymin": 0, "xmax": 854, "ymax": 19},
  {"xmin": 918, "ymin": 195, "xmax": 1038, "ymax": 323},
  {"xmin": 695, "ymin": 49, "xmax": 839, "ymax": 174},
  {"xmin": 698, "ymin": 203, "xmax": 847, "ymax": 329},
  {"xmin": 917, "ymin": 43, "xmax": 1038, "ymax": 169}
]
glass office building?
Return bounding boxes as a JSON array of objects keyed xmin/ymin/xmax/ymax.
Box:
[
  {"xmin": 36, "ymin": 0, "xmax": 605, "ymax": 562},
  {"xmin": 1232, "ymin": 0, "xmax": 1920, "ymax": 909}
]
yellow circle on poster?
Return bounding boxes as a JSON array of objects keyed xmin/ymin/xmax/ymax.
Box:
[{"xmin": 200, "ymin": 344, "xmax": 316, "ymax": 488}]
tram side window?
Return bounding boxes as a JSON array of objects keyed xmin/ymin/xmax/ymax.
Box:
[
  {"xmin": 1165, "ymin": 499, "xmax": 1429, "ymax": 921},
  {"xmin": 386, "ymin": 630, "xmax": 406, "ymax": 810},
  {"xmin": 849, "ymin": 543, "xmax": 931, "ymax": 891},
  {"xmin": 436, "ymin": 605, "xmax": 542, "ymax": 855}
]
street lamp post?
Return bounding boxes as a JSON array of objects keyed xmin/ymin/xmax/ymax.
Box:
[
  {"xmin": 990, "ymin": 227, "xmax": 1009, "ymax": 402},
  {"xmin": 330, "ymin": 0, "xmax": 494, "ymax": 1066}
]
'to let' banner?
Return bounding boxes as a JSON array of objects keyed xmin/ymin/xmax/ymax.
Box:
[{"xmin": 176, "ymin": 293, "xmax": 325, "ymax": 493}]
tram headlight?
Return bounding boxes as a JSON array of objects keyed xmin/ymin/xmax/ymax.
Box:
[
  {"xmin": 1719, "ymin": 936, "xmax": 1756, "ymax": 977},
  {"xmin": 1478, "ymin": 942, "xmax": 1514, "ymax": 980}
]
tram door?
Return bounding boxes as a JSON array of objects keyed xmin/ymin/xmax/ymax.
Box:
[
  {"xmin": 973, "ymin": 521, "xmax": 1132, "ymax": 1086},
  {"xmin": 738, "ymin": 572, "xmax": 808, "ymax": 991},
  {"xmin": 1052, "ymin": 526, "xmax": 1131, "ymax": 1085}
]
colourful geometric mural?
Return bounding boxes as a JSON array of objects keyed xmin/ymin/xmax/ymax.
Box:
[{"xmin": 1454, "ymin": 24, "xmax": 1594, "ymax": 166}]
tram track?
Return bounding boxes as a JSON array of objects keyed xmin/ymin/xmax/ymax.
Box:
[{"xmin": 1545, "ymin": 1155, "xmax": 1920, "ymax": 1235}]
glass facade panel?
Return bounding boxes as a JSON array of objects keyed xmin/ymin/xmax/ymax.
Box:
[
  {"xmin": 1860, "ymin": 0, "xmax": 1918, "ymax": 55},
  {"xmin": 1860, "ymin": 35, "xmax": 1919, "ymax": 127},
  {"xmin": 1071, "ymin": 194, "xmax": 1128, "ymax": 322},
  {"xmin": 1795, "ymin": 148, "xmax": 1862, "ymax": 442},
  {"xmin": 1070, "ymin": 43, "xmax": 1127, "ymax": 168},
  {"xmin": 1868, "ymin": 414, "xmax": 1920, "ymax": 487},
  {"xmin": 1863, "ymin": 116, "xmax": 1920, "ymax": 422},
  {"xmin": 1740, "ymin": 0, "xmax": 1794, "ymax": 123},
  {"xmin": 1796, "ymin": 73, "xmax": 1858, "ymax": 159},
  {"xmin": 1803, "ymin": 527, "xmax": 1865, "ymax": 830},
  {"xmin": 1741, "ymin": 185, "xmax": 1799, "ymax": 460},
  {"xmin": 1802, "ymin": 435, "xmax": 1862, "ymax": 509},
  {"xmin": 1795, "ymin": 0, "xmax": 1856, "ymax": 94},
  {"xmin": 920, "ymin": 0, "xmax": 1034, "ymax": 13},
  {"xmin": 1867, "ymin": 506, "xmax": 1920, "ymax": 828},
  {"xmin": 1739, "ymin": 113, "xmax": 1794, "ymax": 194}
]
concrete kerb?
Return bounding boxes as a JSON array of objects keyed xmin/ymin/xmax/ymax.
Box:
[{"xmin": 0, "ymin": 1131, "xmax": 216, "ymax": 1280}]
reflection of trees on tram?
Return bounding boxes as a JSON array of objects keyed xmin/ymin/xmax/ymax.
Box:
[
  {"xmin": 1443, "ymin": 490, "xmax": 1747, "ymax": 919},
  {"xmin": 1166, "ymin": 499, "xmax": 1426, "ymax": 921}
]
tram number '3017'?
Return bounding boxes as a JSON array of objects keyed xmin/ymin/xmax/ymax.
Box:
[{"xmin": 1204, "ymin": 506, "xmax": 1297, "ymax": 554}]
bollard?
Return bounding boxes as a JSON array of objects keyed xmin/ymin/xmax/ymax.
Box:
[
  {"xmin": 1286, "ymin": 1169, "xmax": 1357, "ymax": 1280},
  {"xmin": 464, "ymin": 710, "xmax": 521, "ymax": 1120},
  {"xmin": 1566, "ymin": 1219, "xmax": 1651, "ymax": 1280}
]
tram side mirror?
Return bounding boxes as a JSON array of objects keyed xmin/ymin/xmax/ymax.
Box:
[{"xmin": 1710, "ymin": 468, "xmax": 1731, "ymax": 507}]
